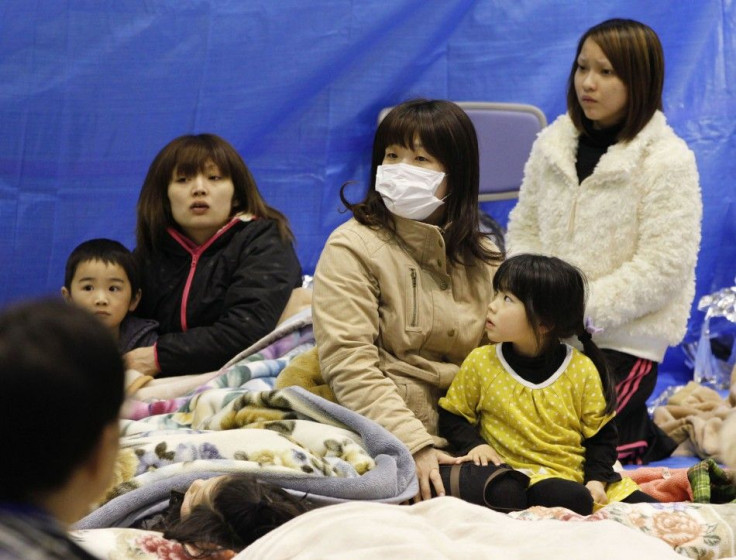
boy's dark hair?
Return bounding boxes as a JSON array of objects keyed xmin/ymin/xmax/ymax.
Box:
[
  {"xmin": 163, "ymin": 474, "xmax": 311, "ymax": 552},
  {"xmin": 64, "ymin": 238, "xmax": 141, "ymax": 296},
  {"xmin": 493, "ymin": 254, "xmax": 616, "ymax": 414},
  {"xmin": 0, "ymin": 298, "xmax": 125, "ymax": 501}
]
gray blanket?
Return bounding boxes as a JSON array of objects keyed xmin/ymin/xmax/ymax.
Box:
[{"xmin": 76, "ymin": 386, "xmax": 417, "ymax": 529}]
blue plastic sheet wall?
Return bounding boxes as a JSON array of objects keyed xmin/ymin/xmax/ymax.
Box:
[{"xmin": 1, "ymin": 1, "xmax": 733, "ymax": 375}]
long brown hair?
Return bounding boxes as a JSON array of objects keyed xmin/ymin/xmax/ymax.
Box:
[
  {"xmin": 136, "ymin": 134, "xmax": 294, "ymax": 254},
  {"xmin": 340, "ymin": 98, "xmax": 502, "ymax": 267},
  {"xmin": 567, "ymin": 19, "xmax": 664, "ymax": 142}
]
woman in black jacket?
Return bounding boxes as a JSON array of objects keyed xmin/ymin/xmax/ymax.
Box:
[{"xmin": 126, "ymin": 134, "xmax": 302, "ymax": 377}]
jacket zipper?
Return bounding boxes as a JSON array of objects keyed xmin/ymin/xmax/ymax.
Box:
[
  {"xmin": 410, "ymin": 268, "xmax": 418, "ymax": 327},
  {"xmin": 180, "ymin": 254, "xmax": 198, "ymax": 331},
  {"xmin": 167, "ymin": 218, "xmax": 240, "ymax": 332}
]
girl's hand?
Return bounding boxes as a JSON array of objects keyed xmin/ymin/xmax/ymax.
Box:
[
  {"xmin": 455, "ymin": 444, "xmax": 502, "ymax": 466},
  {"xmin": 412, "ymin": 447, "xmax": 455, "ymax": 502},
  {"xmin": 124, "ymin": 346, "xmax": 160, "ymax": 377},
  {"xmin": 586, "ymin": 480, "xmax": 608, "ymax": 506}
]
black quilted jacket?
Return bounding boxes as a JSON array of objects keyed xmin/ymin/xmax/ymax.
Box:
[{"xmin": 136, "ymin": 217, "xmax": 302, "ymax": 376}]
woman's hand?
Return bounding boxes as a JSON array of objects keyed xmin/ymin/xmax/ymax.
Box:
[
  {"xmin": 124, "ymin": 346, "xmax": 160, "ymax": 377},
  {"xmin": 586, "ymin": 480, "xmax": 608, "ymax": 507},
  {"xmin": 454, "ymin": 444, "xmax": 502, "ymax": 467},
  {"xmin": 412, "ymin": 446, "xmax": 456, "ymax": 502}
]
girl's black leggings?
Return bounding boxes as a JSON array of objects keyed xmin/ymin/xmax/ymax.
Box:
[{"xmin": 438, "ymin": 463, "xmax": 657, "ymax": 516}]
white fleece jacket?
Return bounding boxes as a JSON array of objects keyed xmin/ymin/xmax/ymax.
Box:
[{"xmin": 507, "ymin": 111, "xmax": 702, "ymax": 362}]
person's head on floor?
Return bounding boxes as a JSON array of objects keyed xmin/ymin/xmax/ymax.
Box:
[
  {"xmin": 164, "ymin": 473, "xmax": 312, "ymax": 554},
  {"xmin": 0, "ymin": 297, "xmax": 125, "ymax": 524}
]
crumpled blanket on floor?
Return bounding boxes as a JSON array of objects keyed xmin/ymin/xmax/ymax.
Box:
[
  {"xmin": 653, "ymin": 381, "xmax": 736, "ymax": 461},
  {"xmin": 510, "ymin": 501, "xmax": 736, "ymax": 559},
  {"xmin": 74, "ymin": 498, "xmax": 687, "ymax": 560},
  {"xmin": 623, "ymin": 465, "xmax": 694, "ymax": 502},
  {"xmin": 239, "ymin": 498, "xmax": 693, "ymax": 560},
  {"xmin": 76, "ymin": 386, "xmax": 418, "ymax": 529},
  {"xmin": 73, "ymin": 498, "xmax": 736, "ymax": 559},
  {"xmin": 622, "ymin": 459, "xmax": 736, "ymax": 504},
  {"xmin": 124, "ymin": 308, "xmax": 315, "ymax": 416}
]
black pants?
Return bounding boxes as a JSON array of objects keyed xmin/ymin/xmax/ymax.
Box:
[
  {"xmin": 526, "ymin": 479, "xmax": 657, "ymax": 515},
  {"xmin": 603, "ymin": 349, "xmax": 677, "ymax": 464},
  {"xmin": 439, "ymin": 463, "xmax": 658, "ymax": 516},
  {"xmin": 437, "ymin": 463, "xmax": 529, "ymax": 512}
]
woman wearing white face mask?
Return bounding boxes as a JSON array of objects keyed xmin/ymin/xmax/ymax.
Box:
[{"xmin": 306, "ymin": 99, "xmax": 503, "ymax": 502}]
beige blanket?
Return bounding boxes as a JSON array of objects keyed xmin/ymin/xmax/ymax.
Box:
[
  {"xmin": 653, "ymin": 380, "xmax": 736, "ymax": 461},
  {"xmin": 76, "ymin": 498, "xmax": 691, "ymax": 560},
  {"xmin": 74, "ymin": 498, "xmax": 736, "ymax": 559},
  {"xmin": 237, "ymin": 498, "xmax": 688, "ymax": 560}
]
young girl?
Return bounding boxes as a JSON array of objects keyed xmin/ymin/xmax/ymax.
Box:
[
  {"xmin": 506, "ymin": 19, "xmax": 701, "ymax": 464},
  {"xmin": 439, "ymin": 254, "xmax": 655, "ymax": 515},
  {"xmin": 125, "ymin": 134, "xmax": 303, "ymax": 377},
  {"xmin": 154, "ymin": 474, "xmax": 312, "ymax": 555},
  {"xmin": 304, "ymin": 99, "xmax": 504, "ymax": 502}
]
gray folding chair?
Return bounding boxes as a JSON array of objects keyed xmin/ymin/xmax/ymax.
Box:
[
  {"xmin": 456, "ymin": 102, "xmax": 546, "ymax": 202},
  {"xmin": 377, "ymin": 102, "xmax": 547, "ymax": 202}
]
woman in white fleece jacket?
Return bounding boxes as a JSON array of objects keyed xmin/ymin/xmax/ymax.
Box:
[{"xmin": 506, "ymin": 19, "xmax": 702, "ymax": 464}]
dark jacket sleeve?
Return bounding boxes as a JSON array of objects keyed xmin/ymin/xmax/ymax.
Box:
[
  {"xmin": 438, "ymin": 407, "xmax": 487, "ymax": 456},
  {"xmin": 583, "ymin": 419, "xmax": 622, "ymax": 484},
  {"xmin": 156, "ymin": 221, "xmax": 302, "ymax": 375}
]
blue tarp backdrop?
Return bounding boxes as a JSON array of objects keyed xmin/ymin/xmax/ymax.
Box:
[{"xmin": 1, "ymin": 1, "xmax": 734, "ymax": 376}]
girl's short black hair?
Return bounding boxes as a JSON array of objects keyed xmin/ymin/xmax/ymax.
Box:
[{"xmin": 494, "ymin": 254, "xmax": 616, "ymax": 413}]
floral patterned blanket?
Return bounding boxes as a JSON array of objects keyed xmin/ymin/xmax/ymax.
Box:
[
  {"xmin": 76, "ymin": 309, "xmax": 417, "ymax": 530},
  {"xmin": 72, "ymin": 307, "xmax": 736, "ymax": 558},
  {"xmin": 124, "ymin": 307, "xmax": 316, "ymax": 417},
  {"xmin": 73, "ymin": 499, "xmax": 736, "ymax": 559},
  {"xmin": 77, "ymin": 385, "xmax": 417, "ymax": 530},
  {"xmin": 509, "ymin": 501, "xmax": 736, "ymax": 559}
]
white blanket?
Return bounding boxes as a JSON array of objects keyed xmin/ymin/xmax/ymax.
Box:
[{"xmin": 236, "ymin": 497, "xmax": 684, "ymax": 560}]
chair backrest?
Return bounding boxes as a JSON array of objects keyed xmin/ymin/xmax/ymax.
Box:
[
  {"xmin": 377, "ymin": 102, "xmax": 547, "ymax": 202},
  {"xmin": 461, "ymin": 102, "xmax": 546, "ymax": 201}
]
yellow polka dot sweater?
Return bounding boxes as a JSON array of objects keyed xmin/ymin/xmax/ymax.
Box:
[{"xmin": 439, "ymin": 343, "xmax": 639, "ymax": 503}]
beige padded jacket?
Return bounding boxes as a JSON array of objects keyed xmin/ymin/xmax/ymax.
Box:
[{"xmin": 313, "ymin": 216, "xmax": 497, "ymax": 454}]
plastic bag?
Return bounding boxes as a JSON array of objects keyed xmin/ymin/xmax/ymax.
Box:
[{"xmin": 692, "ymin": 281, "xmax": 736, "ymax": 389}]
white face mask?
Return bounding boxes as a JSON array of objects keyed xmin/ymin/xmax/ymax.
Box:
[{"xmin": 375, "ymin": 163, "xmax": 446, "ymax": 221}]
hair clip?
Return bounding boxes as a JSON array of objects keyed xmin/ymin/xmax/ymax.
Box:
[{"xmin": 584, "ymin": 317, "xmax": 604, "ymax": 335}]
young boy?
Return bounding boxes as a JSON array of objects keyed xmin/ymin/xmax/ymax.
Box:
[
  {"xmin": 62, "ymin": 238, "xmax": 158, "ymax": 354},
  {"xmin": 0, "ymin": 298, "xmax": 125, "ymax": 559}
]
